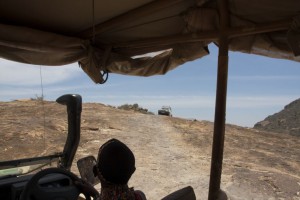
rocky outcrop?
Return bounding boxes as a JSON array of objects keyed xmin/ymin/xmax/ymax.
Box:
[{"xmin": 254, "ymin": 98, "xmax": 300, "ymax": 136}]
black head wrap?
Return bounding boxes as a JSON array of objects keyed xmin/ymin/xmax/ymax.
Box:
[{"xmin": 96, "ymin": 139, "xmax": 136, "ymax": 185}]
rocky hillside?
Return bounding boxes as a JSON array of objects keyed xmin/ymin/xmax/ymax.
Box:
[
  {"xmin": 0, "ymin": 99, "xmax": 299, "ymax": 199},
  {"xmin": 254, "ymin": 98, "xmax": 300, "ymax": 136}
]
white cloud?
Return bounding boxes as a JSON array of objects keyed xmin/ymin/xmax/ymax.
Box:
[
  {"xmin": 0, "ymin": 87, "xmax": 40, "ymax": 101},
  {"xmin": 85, "ymin": 95, "xmax": 214, "ymax": 108},
  {"xmin": 229, "ymin": 75, "xmax": 300, "ymax": 81},
  {"xmin": 227, "ymin": 96, "xmax": 299, "ymax": 108},
  {"xmin": 0, "ymin": 83, "xmax": 297, "ymax": 126},
  {"xmin": 0, "ymin": 59, "xmax": 82, "ymax": 86},
  {"xmin": 83, "ymin": 94, "xmax": 299, "ymax": 110},
  {"xmin": 87, "ymin": 94, "xmax": 298, "ymax": 127}
]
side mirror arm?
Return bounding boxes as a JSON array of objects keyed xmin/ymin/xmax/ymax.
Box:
[{"xmin": 56, "ymin": 94, "xmax": 82, "ymax": 169}]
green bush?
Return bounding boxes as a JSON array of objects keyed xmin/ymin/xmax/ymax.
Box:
[{"xmin": 118, "ymin": 103, "xmax": 154, "ymax": 115}]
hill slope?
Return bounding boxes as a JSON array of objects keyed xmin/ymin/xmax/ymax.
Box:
[
  {"xmin": 0, "ymin": 100, "xmax": 299, "ymax": 200},
  {"xmin": 254, "ymin": 98, "xmax": 300, "ymax": 136}
]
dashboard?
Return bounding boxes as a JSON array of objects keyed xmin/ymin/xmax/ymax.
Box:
[{"xmin": 0, "ymin": 173, "xmax": 72, "ymax": 200}]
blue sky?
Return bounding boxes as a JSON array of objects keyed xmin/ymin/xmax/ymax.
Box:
[{"xmin": 0, "ymin": 44, "xmax": 299, "ymax": 127}]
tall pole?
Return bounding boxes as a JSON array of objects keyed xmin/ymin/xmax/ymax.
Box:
[{"xmin": 208, "ymin": 0, "xmax": 229, "ymax": 199}]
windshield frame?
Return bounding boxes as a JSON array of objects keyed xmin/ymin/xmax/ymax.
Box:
[
  {"xmin": 0, "ymin": 153, "xmax": 62, "ymax": 178},
  {"xmin": 0, "ymin": 94, "xmax": 82, "ymax": 178}
]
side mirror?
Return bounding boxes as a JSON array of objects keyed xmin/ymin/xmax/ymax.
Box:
[{"xmin": 77, "ymin": 156, "xmax": 100, "ymax": 186}]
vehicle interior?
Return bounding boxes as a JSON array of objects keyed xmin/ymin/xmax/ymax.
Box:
[
  {"xmin": 0, "ymin": 0, "xmax": 299, "ymax": 199},
  {"xmin": 0, "ymin": 94, "xmax": 196, "ymax": 200}
]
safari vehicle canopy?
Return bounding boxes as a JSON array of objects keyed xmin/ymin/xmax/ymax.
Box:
[{"xmin": 0, "ymin": 0, "xmax": 299, "ymax": 199}]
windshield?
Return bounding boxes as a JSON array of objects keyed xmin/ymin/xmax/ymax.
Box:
[
  {"xmin": 0, "ymin": 98, "xmax": 67, "ymax": 176},
  {"xmin": 162, "ymin": 106, "xmax": 171, "ymax": 110}
]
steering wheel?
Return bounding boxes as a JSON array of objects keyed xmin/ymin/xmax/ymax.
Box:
[{"xmin": 20, "ymin": 168, "xmax": 99, "ymax": 200}]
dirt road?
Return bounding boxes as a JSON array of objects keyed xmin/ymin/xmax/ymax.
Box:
[
  {"xmin": 75, "ymin": 104, "xmax": 300, "ymax": 200},
  {"xmin": 75, "ymin": 111, "xmax": 211, "ymax": 199}
]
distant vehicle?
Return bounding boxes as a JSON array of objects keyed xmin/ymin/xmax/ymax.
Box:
[{"xmin": 158, "ymin": 106, "xmax": 172, "ymax": 116}]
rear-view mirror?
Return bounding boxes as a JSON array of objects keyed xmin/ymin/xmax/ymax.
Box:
[{"xmin": 77, "ymin": 156, "xmax": 100, "ymax": 186}]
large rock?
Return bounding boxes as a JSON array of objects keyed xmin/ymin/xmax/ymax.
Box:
[{"xmin": 254, "ymin": 98, "xmax": 300, "ymax": 136}]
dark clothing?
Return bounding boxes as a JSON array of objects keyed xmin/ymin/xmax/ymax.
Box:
[
  {"xmin": 97, "ymin": 139, "xmax": 136, "ymax": 185},
  {"xmin": 95, "ymin": 139, "xmax": 146, "ymax": 200}
]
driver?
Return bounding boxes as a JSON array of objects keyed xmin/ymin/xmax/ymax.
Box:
[
  {"xmin": 94, "ymin": 139, "xmax": 146, "ymax": 200},
  {"xmin": 93, "ymin": 138, "xmax": 147, "ymax": 200}
]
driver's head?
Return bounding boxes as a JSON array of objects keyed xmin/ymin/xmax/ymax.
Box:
[{"xmin": 94, "ymin": 138, "xmax": 136, "ymax": 185}]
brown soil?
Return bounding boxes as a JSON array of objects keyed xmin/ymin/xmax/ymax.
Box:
[{"xmin": 0, "ymin": 100, "xmax": 299, "ymax": 200}]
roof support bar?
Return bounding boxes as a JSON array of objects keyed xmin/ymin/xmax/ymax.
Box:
[
  {"xmin": 79, "ymin": 0, "xmax": 186, "ymax": 38},
  {"xmin": 208, "ymin": 0, "xmax": 229, "ymax": 199},
  {"xmin": 113, "ymin": 19, "xmax": 290, "ymax": 50}
]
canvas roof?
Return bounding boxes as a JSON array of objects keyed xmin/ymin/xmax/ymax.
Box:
[{"xmin": 0, "ymin": 0, "xmax": 299, "ymax": 83}]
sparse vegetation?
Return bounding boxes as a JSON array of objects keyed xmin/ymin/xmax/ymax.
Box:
[
  {"xmin": 117, "ymin": 103, "xmax": 154, "ymax": 115},
  {"xmin": 30, "ymin": 94, "xmax": 44, "ymax": 101}
]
